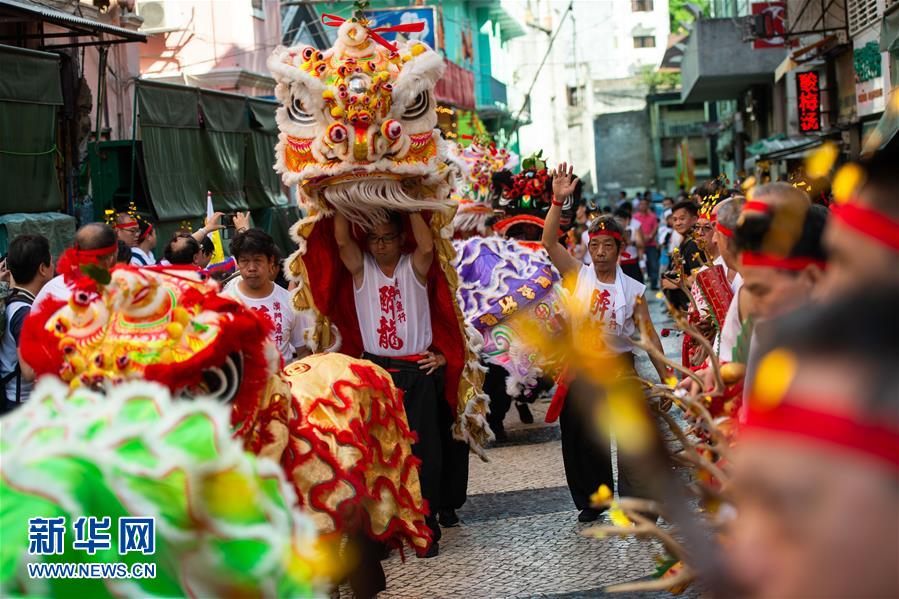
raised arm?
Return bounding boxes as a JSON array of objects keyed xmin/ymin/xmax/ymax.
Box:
[
  {"xmin": 541, "ymin": 162, "xmax": 581, "ymax": 277},
  {"xmin": 192, "ymin": 211, "xmax": 227, "ymax": 242},
  {"xmin": 334, "ymin": 212, "xmax": 364, "ymax": 286},
  {"xmin": 409, "ymin": 211, "xmax": 434, "ymax": 281}
]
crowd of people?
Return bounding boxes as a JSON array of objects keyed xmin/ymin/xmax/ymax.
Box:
[{"xmin": 2, "ymin": 151, "xmax": 896, "ymax": 598}]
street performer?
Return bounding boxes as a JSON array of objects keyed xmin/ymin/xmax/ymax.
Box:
[
  {"xmin": 334, "ymin": 209, "xmax": 446, "ymax": 557},
  {"xmin": 541, "ymin": 163, "xmax": 669, "ymax": 522}
]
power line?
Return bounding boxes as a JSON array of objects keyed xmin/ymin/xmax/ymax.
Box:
[{"xmin": 511, "ymin": 1, "xmax": 574, "ymax": 136}]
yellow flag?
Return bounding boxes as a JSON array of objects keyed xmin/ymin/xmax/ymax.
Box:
[{"xmin": 206, "ymin": 192, "xmax": 226, "ymax": 264}]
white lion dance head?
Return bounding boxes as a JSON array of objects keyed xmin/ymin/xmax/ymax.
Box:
[{"xmin": 267, "ymin": 12, "xmax": 453, "ymax": 226}]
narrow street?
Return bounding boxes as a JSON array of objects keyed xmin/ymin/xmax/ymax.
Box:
[{"xmin": 378, "ymin": 297, "xmax": 688, "ymax": 598}]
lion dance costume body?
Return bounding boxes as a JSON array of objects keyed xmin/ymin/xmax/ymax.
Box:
[
  {"xmin": 266, "ymin": 15, "xmax": 491, "ymax": 456},
  {"xmin": 13, "ymin": 264, "xmax": 431, "ymax": 589}
]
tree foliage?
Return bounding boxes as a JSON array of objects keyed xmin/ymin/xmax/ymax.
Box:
[{"xmin": 670, "ymin": 0, "xmax": 711, "ymax": 34}]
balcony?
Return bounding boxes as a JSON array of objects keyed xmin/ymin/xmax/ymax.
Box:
[
  {"xmin": 477, "ymin": 74, "xmax": 509, "ymax": 110},
  {"xmin": 681, "ymin": 18, "xmax": 785, "ymax": 102}
]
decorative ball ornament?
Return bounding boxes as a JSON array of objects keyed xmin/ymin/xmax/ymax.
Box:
[
  {"xmin": 347, "ymin": 74, "xmax": 368, "ymax": 94},
  {"xmin": 381, "ymin": 119, "xmax": 402, "ymax": 141},
  {"xmin": 327, "ymin": 123, "xmax": 348, "ymax": 144}
]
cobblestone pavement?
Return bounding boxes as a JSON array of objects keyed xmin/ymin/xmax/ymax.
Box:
[{"xmin": 371, "ymin": 296, "xmax": 694, "ymax": 598}]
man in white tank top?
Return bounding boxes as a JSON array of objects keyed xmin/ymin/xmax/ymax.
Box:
[
  {"xmin": 334, "ymin": 210, "xmax": 450, "ymax": 558},
  {"xmin": 541, "ymin": 163, "xmax": 670, "ymax": 523}
]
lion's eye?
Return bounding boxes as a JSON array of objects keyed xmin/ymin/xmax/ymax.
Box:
[
  {"xmin": 288, "ymin": 96, "xmax": 315, "ymax": 125},
  {"xmin": 402, "ymin": 91, "xmax": 430, "ymax": 120}
]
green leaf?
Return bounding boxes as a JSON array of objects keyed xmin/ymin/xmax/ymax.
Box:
[
  {"xmin": 732, "ymin": 315, "xmax": 754, "ymax": 365},
  {"xmin": 79, "ymin": 263, "xmax": 111, "ymax": 285}
]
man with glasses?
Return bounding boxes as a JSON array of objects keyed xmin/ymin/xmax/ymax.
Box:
[{"xmin": 334, "ymin": 210, "xmax": 447, "ymax": 558}]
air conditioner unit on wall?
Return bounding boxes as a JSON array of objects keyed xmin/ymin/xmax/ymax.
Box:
[{"xmin": 136, "ymin": 1, "xmax": 190, "ymax": 33}]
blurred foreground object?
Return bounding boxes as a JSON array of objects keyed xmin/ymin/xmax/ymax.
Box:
[{"xmin": 0, "ymin": 378, "xmax": 322, "ymax": 598}]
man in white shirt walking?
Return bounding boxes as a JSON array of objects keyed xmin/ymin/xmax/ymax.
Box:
[
  {"xmin": 223, "ymin": 229, "xmax": 311, "ymax": 363},
  {"xmin": 542, "ymin": 163, "xmax": 669, "ymax": 522},
  {"xmin": 334, "ymin": 210, "xmax": 447, "ymax": 557}
]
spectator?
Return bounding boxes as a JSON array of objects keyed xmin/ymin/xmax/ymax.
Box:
[
  {"xmin": 163, "ymin": 233, "xmax": 201, "ymax": 266},
  {"xmin": 114, "ymin": 212, "xmax": 140, "ymax": 248},
  {"xmin": 223, "ymin": 229, "xmax": 311, "ymax": 362},
  {"xmin": 197, "ymin": 235, "xmax": 215, "ymax": 269},
  {"xmin": 661, "ymin": 200, "xmax": 705, "ymax": 311},
  {"xmin": 130, "ymin": 221, "xmax": 157, "ymax": 266},
  {"xmin": 614, "ymin": 207, "xmax": 644, "ymax": 283},
  {"xmin": 1, "ymin": 234, "xmax": 53, "ymax": 411},
  {"xmin": 34, "ymin": 223, "xmax": 117, "ymax": 309},
  {"xmin": 634, "ymin": 196, "xmax": 660, "ymax": 290}
]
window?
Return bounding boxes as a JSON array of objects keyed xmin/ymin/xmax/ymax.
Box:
[
  {"xmin": 633, "ymin": 35, "xmax": 656, "ymax": 48},
  {"xmin": 251, "ymin": 0, "xmax": 265, "ymax": 20},
  {"xmin": 632, "ymin": 0, "xmax": 654, "ymax": 11},
  {"xmin": 846, "ymin": 0, "xmax": 880, "ymax": 36}
]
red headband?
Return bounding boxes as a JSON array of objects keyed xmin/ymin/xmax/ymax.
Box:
[
  {"xmin": 741, "ymin": 251, "xmax": 825, "ymax": 271},
  {"xmin": 745, "ymin": 399, "xmax": 899, "ymax": 470},
  {"xmin": 138, "ymin": 223, "xmax": 153, "ymax": 243},
  {"xmin": 830, "ymin": 200, "xmax": 899, "ymax": 252},
  {"xmin": 56, "ymin": 244, "xmax": 117, "ymax": 283},
  {"xmin": 115, "ymin": 221, "xmax": 138, "ymax": 230},
  {"xmin": 743, "ymin": 200, "xmax": 770, "ymax": 213},
  {"xmin": 588, "ymin": 230, "xmax": 622, "ymax": 241},
  {"xmin": 716, "ymin": 222, "xmax": 734, "ymax": 238}
]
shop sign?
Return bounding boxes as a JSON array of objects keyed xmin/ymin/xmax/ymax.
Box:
[
  {"xmin": 797, "ymin": 71, "xmax": 821, "ymax": 133},
  {"xmin": 752, "ymin": 2, "xmax": 788, "ymax": 49},
  {"xmin": 365, "ymin": 7, "xmax": 438, "ymax": 51},
  {"xmin": 853, "ymin": 29, "xmax": 890, "ymax": 118}
]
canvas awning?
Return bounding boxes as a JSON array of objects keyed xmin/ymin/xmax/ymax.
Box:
[{"xmin": 0, "ymin": 0, "xmax": 146, "ymax": 49}]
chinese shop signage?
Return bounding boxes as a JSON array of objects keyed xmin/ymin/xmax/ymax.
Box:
[{"xmin": 797, "ymin": 71, "xmax": 821, "ymax": 133}]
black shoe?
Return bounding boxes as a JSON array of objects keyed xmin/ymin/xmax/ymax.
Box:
[
  {"xmin": 493, "ymin": 427, "xmax": 508, "ymax": 443},
  {"xmin": 426, "ymin": 516, "xmax": 441, "ymax": 542},
  {"xmin": 419, "ymin": 540, "xmax": 439, "ymax": 558},
  {"xmin": 577, "ymin": 508, "xmax": 601, "ymax": 522},
  {"xmin": 438, "ymin": 509, "xmax": 460, "ymax": 528},
  {"xmin": 516, "ymin": 402, "xmax": 534, "ymax": 424}
]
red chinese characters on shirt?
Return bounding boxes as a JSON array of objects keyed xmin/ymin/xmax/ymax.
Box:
[
  {"xmin": 377, "ymin": 283, "xmax": 405, "ymax": 351},
  {"xmin": 253, "ymin": 302, "xmax": 284, "ymax": 348},
  {"xmin": 590, "ymin": 289, "xmax": 612, "ymax": 320}
]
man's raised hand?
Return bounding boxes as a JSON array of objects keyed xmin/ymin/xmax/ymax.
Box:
[{"xmin": 551, "ymin": 162, "xmax": 579, "ymax": 200}]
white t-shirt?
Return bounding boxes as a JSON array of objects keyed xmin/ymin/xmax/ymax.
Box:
[
  {"xmin": 33, "ymin": 275, "xmax": 69, "ymax": 310},
  {"xmin": 130, "ymin": 247, "xmax": 156, "ymax": 266},
  {"xmin": 354, "ymin": 253, "xmax": 432, "ymax": 356},
  {"xmin": 572, "ymin": 263, "xmax": 645, "ymax": 355},
  {"xmin": 717, "ymin": 277, "xmax": 744, "ymax": 362},
  {"xmin": 223, "ymin": 283, "xmax": 311, "ymax": 362},
  {"xmin": 622, "ymin": 220, "xmax": 640, "ymax": 264}
]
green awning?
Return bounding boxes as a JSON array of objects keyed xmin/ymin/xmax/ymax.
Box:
[
  {"xmin": 0, "ymin": 44, "xmax": 63, "ymax": 214},
  {"xmin": 0, "ymin": 212, "xmax": 76, "ymax": 257},
  {"xmin": 0, "ymin": 44, "xmax": 63, "ymax": 105},
  {"xmin": 137, "ymin": 81, "xmax": 286, "ymax": 224}
]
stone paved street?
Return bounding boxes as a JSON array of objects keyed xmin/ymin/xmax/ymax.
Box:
[{"xmin": 368, "ymin": 296, "xmax": 694, "ymax": 598}]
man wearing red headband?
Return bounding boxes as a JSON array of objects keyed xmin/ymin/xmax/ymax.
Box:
[
  {"xmin": 727, "ymin": 288, "xmax": 898, "ymax": 599},
  {"xmin": 822, "ymin": 144, "xmax": 899, "ymax": 295},
  {"xmin": 33, "ymin": 223, "xmax": 118, "ymax": 309},
  {"xmin": 114, "ymin": 212, "xmax": 140, "ymax": 249},
  {"xmin": 542, "ymin": 163, "xmax": 669, "ymax": 522}
]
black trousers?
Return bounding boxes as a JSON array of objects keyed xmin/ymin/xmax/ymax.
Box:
[
  {"xmin": 363, "ymin": 353, "xmax": 443, "ymax": 524},
  {"xmin": 436, "ymin": 366, "xmax": 469, "ymax": 511},
  {"xmin": 558, "ymin": 354, "xmax": 651, "ymax": 510},
  {"xmin": 484, "ymin": 362, "xmax": 513, "ymax": 436}
]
